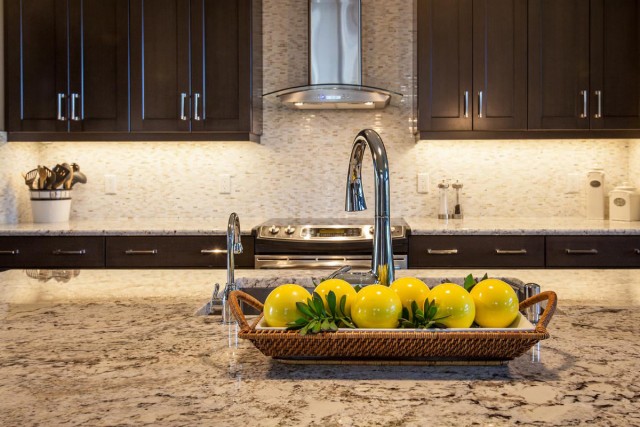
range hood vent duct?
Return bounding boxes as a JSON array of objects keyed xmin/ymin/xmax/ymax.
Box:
[{"xmin": 263, "ymin": 0, "xmax": 402, "ymax": 109}]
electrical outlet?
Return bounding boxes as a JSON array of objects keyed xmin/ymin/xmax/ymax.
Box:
[
  {"xmin": 219, "ymin": 174, "xmax": 232, "ymax": 194},
  {"xmin": 417, "ymin": 173, "xmax": 430, "ymax": 194},
  {"xmin": 104, "ymin": 174, "xmax": 117, "ymax": 194}
]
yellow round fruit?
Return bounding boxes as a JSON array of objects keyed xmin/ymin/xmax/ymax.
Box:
[
  {"xmin": 314, "ymin": 278, "xmax": 357, "ymax": 315},
  {"xmin": 470, "ymin": 278, "xmax": 519, "ymax": 328},
  {"xmin": 351, "ymin": 284, "xmax": 403, "ymax": 329},
  {"xmin": 263, "ymin": 284, "xmax": 312, "ymax": 327},
  {"xmin": 390, "ymin": 277, "xmax": 431, "ymax": 318},
  {"xmin": 429, "ymin": 283, "xmax": 476, "ymax": 328}
]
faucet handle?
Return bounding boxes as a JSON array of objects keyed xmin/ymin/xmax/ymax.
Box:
[{"xmin": 232, "ymin": 241, "xmax": 243, "ymax": 254}]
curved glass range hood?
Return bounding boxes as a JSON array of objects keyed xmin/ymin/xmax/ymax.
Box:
[{"xmin": 264, "ymin": 0, "xmax": 403, "ymax": 110}]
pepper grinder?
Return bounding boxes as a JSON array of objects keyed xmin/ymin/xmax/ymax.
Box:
[
  {"xmin": 452, "ymin": 180, "xmax": 463, "ymax": 219},
  {"xmin": 437, "ymin": 180, "xmax": 449, "ymax": 219}
]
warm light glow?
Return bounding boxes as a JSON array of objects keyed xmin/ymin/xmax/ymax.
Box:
[
  {"xmin": 294, "ymin": 102, "xmax": 304, "ymax": 106},
  {"xmin": 364, "ymin": 102, "xmax": 374, "ymax": 106}
]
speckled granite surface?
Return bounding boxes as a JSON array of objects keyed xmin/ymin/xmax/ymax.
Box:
[
  {"xmin": 1, "ymin": 216, "xmax": 640, "ymax": 235},
  {"xmin": 1, "ymin": 294, "xmax": 638, "ymax": 426}
]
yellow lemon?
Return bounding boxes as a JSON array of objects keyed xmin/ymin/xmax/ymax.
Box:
[
  {"xmin": 351, "ymin": 284, "xmax": 403, "ymax": 329},
  {"xmin": 470, "ymin": 278, "xmax": 520, "ymax": 328},
  {"xmin": 263, "ymin": 284, "xmax": 312, "ymax": 327},
  {"xmin": 390, "ymin": 277, "xmax": 431, "ymax": 318},
  {"xmin": 429, "ymin": 283, "xmax": 476, "ymax": 328},
  {"xmin": 314, "ymin": 278, "xmax": 357, "ymax": 315}
]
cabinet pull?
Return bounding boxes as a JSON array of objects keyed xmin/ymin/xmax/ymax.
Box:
[
  {"xmin": 0, "ymin": 250, "xmax": 19, "ymax": 255},
  {"xmin": 194, "ymin": 93, "xmax": 201, "ymax": 121},
  {"xmin": 580, "ymin": 90, "xmax": 588, "ymax": 118},
  {"xmin": 495, "ymin": 249, "xmax": 527, "ymax": 255},
  {"xmin": 463, "ymin": 91, "xmax": 469, "ymax": 118},
  {"xmin": 57, "ymin": 93, "xmax": 66, "ymax": 121},
  {"xmin": 70, "ymin": 93, "xmax": 80, "ymax": 121},
  {"xmin": 477, "ymin": 91, "xmax": 483, "ymax": 118},
  {"xmin": 124, "ymin": 249, "xmax": 158, "ymax": 255},
  {"xmin": 594, "ymin": 90, "xmax": 602, "ymax": 119},
  {"xmin": 427, "ymin": 249, "xmax": 458, "ymax": 255},
  {"xmin": 201, "ymin": 249, "xmax": 227, "ymax": 254},
  {"xmin": 634, "ymin": 249, "xmax": 640, "ymax": 255},
  {"xmin": 180, "ymin": 93, "xmax": 188, "ymax": 120},
  {"xmin": 52, "ymin": 249, "xmax": 86, "ymax": 255},
  {"xmin": 565, "ymin": 249, "xmax": 598, "ymax": 255}
]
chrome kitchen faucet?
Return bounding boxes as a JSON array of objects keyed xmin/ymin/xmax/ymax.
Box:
[{"xmin": 345, "ymin": 129, "xmax": 394, "ymax": 286}]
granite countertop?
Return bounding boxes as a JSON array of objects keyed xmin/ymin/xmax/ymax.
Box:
[
  {"xmin": 1, "ymin": 216, "xmax": 640, "ymax": 235},
  {"xmin": 1, "ymin": 269, "xmax": 639, "ymax": 425}
]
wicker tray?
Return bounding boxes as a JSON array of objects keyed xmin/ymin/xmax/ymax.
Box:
[{"xmin": 229, "ymin": 289, "xmax": 557, "ymax": 363}]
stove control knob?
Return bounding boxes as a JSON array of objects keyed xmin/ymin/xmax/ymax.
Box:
[
  {"xmin": 268, "ymin": 225, "xmax": 280, "ymax": 235},
  {"xmin": 284, "ymin": 225, "xmax": 296, "ymax": 235},
  {"xmin": 368, "ymin": 226, "xmax": 374, "ymax": 234}
]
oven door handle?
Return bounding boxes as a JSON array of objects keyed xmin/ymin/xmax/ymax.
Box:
[{"xmin": 254, "ymin": 256, "xmax": 407, "ymax": 270}]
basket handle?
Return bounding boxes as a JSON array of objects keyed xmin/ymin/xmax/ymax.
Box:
[
  {"xmin": 519, "ymin": 290, "xmax": 557, "ymax": 332},
  {"xmin": 228, "ymin": 290, "xmax": 264, "ymax": 331}
]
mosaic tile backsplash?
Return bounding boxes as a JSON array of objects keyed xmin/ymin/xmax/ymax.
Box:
[{"xmin": 0, "ymin": 0, "xmax": 638, "ymax": 223}]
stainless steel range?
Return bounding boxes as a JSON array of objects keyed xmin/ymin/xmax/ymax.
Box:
[{"xmin": 252, "ymin": 218, "xmax": 410, "ymax": 269}]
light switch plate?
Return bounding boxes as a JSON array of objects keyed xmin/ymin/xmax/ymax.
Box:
[
  {"xmin": 417, "ymin": 173, "xmax": 430, "ymax": 194},
  {"xmin": 104, "ymin": 174, "xmax": 117, "ymax": 195},
  {"xmin": 219, "ymin": 174, "xmax": 232, "ymax": 194}
]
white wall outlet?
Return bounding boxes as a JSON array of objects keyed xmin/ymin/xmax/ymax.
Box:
[
  {"xmin": 219, "ymin": 174, "xmax": 232, "ymax": 194},
  {"xmin": 104, "ymin": 174, "xmax": 117, "ymax": 195},
  {"xmin": 566, "ymin": 172, "xmax": 582, "ymax": 194},
  {"xmin": 417, "ymin": 173, "xmax": 430, "ymax": 194}
]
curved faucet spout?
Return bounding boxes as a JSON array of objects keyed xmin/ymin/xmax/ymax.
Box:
[
  {"xmin": 222, "ymin": 212, "xmax": 243, "ymax": 324},
  {"xmin": 345, "ymin": 129, "xmax": 394, "ymax": 285}
]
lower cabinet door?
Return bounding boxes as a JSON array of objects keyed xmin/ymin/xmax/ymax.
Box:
[
  {"xmin": 546, "ymin": 235, "xmax": 640, "ymax": 267},
  {"xmin": 0, "ymin": 236, "xmax": 105, "ymax": 268},
  {"xmin": 409, "ymin": 235, "xmax": 545, "ymax": 268},
  {"xmin": 106, "ymin": 235, "xmax": 254, "ymax": 268}
]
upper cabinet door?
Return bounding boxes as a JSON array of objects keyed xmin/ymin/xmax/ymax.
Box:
[
  {"xmin": 130, "ymin": 0, "xmax": 191, "ymax": 132},
  {"xmin": 418, "ymin": 0, "xmax": 473, "ymax": 131},
  {"xmin": 590, "ymin": 0, "xmax": 640, "ymax": 130},
  {"xmin": 528, "ymin": 0, "xmax": 590, "ymax": 130},
  {"xmin": 5, "ymin": 0, "xmax": 69, "ymax": 132},
  {"xmin": 68, "ymin": 0, "xmax": 130, "ymax": 132},
  {"xmin": 472, "ymin": 0, "xmax": 527, "ymax": 130},
  {"xmin": 191, "ymin": 0, "xmax": 251, "ymax": 132}
]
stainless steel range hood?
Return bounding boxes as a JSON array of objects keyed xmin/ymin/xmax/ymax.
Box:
[{"xmin": 263, "ymin": 0, "xmax": 402, "ymax": 109}]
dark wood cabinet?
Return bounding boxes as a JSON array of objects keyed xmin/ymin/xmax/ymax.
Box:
[
  {"xmin": 0, "ymin": 236, "xmax": 105, "ymax": 268},
  {"xmin": 105, "ymin": 235, "xmax": 255, "ymax": 268},
  {"xmin": 129, "ymin": 0, "xmax": 260, "ymax": 139},
  {"xmin": 529, "ymin": 0, "xmax": 640, "ymax": 131},
  {"xmin": 546, "ymin": 235, "xmax": 640, "ymax": 267},
  {"xmin": 409, "ymin": 235, "xmax": 545, "ymax": 268},
  {"xmin": 418, "ymin": 0, "xmax": 527, "ymax": 134},
  {"xmin": 5, "ymin": 0, "xmax": 129, "ymax": 136}
]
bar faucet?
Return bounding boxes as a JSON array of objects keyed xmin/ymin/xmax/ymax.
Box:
[
  {"xmin": 345, "ymin": 129, "xmax": 394, "ymax": 286},
  {"xmin": 221, "ymin": 212, "xmax": 243, "ymax": 324}
]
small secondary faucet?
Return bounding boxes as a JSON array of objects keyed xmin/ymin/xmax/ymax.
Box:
[
  {"xmin": 221, "ymin": 212, "xmax": 243, "ymax": 324},
  {"xmin": 345, "ymin": 129, "xmax": 394, "ymax": 286}
]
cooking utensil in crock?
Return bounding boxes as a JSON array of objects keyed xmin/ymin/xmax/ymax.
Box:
[
  {"xmin": 23, "ymin": 169, "xmax": 39, "ymax": 189},
  {"xmin": 51, "ymin": 164, "xmax": 72, "ymax": 189}
]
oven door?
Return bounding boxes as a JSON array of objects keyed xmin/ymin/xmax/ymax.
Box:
[{"xmin": 254, "ymin": 254, "xmax": 408, "ymax": 270}]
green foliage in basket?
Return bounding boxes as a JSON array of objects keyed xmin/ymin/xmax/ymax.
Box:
[
  {"xmin": 398, "ymin": 299, "xmax": 450, "ymax": 329},
  {"xmin": 286, "ymin": 291, "xmax": 356, "ymax": 335}
]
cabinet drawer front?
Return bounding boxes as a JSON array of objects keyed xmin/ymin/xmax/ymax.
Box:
[
  {"xmin": 0, "ymin": 236, "xmax": 105, "ymax": 268},
  {"xmin": 546, "ymin": 236, "xmax": 640, "ymax": 267},
  {"xmin": 409, "ymin": 235, "xmax": 545, "ymax": 268},
  {"xmin": 106, "ymin": 236, "xmax": 254, "ymax": 268}
]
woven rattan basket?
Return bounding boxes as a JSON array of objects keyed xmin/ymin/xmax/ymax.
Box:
[{"xmin": 229, "ymin": 289, "xmax": 557, "ymax": 363}]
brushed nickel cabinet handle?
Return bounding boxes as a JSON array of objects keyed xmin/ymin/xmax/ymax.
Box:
[
  {"xmin": 57, "ymin": 93, "xmax": 66, "ymax": 121},
  {"xmin": 565, "ymin": 249, "xmax": 598, "ymax": 255},
  {"xmin": 52, "ymin": 249, "xmax": 86, "ymax": 255},
  {"xmin": 180, "ymin": 93, "xmax": 188, "ymax": 120},
  {"xmin": 580, "ymin": 90, "xmax": 588, "ymax": 118},
  {"xmin": 463, "ymin": 91, "xmax": 469, "ymax": 118},
  {"xmin": 594, "ymin": 90, "xmax": 602, "ymax": 119},
  {"xmin": 427, "ymin": 249, "xmax": 458, "ymax": 255},
  {"xmin": 0, "ymin": 250, "xmax": 19, "ymax": 255},
  {"xmin": 201, "ymin": 249, "xmax": 227, "ymax": 254},
  {"xmin": 70, "ymin": 93, "xmax": 80, "ymax": 121},
  {"xmin": 495, "ymin": 249, "xmax": 527, "ymax": 255},
  {"xmin": 193, "ymin": 93, "xmax": 201, "ymax": 121},
  {"xmin": 124, "ymin": 249, "xmax": 158, "ymax": 255},
  {"xmin": 478, "ymin": 91, "xmax": 483, "ymax": 118},
  {"xmin": 634, "ymin": 248, "xmax": 640, "ymax": 255}
]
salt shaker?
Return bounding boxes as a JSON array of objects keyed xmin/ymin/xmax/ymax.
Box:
[{"xmin": 437, "ymin": 180, "xmax": 449, "ymax": 219}]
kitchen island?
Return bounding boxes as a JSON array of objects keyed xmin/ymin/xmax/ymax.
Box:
[{"xmin": 1, "ymin": 269, "xmax": 639, "ymax": 426}]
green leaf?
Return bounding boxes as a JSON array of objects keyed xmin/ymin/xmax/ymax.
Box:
[
  {"xmin": 299, "ymin": 323, "xmax": 310, "ymax": 336},
  {"xmin": 463, "ymin": 273, "xmax": 476, "ymax": 292},
  {"xmin": 353, "ymin": 285, "xmax": 363, "ymax": 293},
  {"xmin": 480, "ymin": 273, "xmax": 489, "ymax": 281},
  {"xmin": 312, "ymin": 292, "xmax": 326, "ymax": 316},
  {"xmin": 296, "ymin": 302, "xmax": 316, "ymax": 320},
  {"xmin": 312, "ymin": 321, "xmax": 322, "ymax": 334},
  {"xmin": 321, "ymin": 318, "xmax": 330, "ymax": 331},
  {"xmin": 329, "ymin": 321, "xmax": 338, "ymax": 331},
  {"xmin": 339, "ymin": 295, "xmax": 347, "ymax": 317},
  {"xmin": 401, "ymin": 307, "xmax": 409, "ymax": 320},
  {"xmin": 326, "ymin": 291, "xmax": 337, "ymax": 317},
  {"xmin": 340, "ymin": 318, "xmax": 356, "ymax": 329}
]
